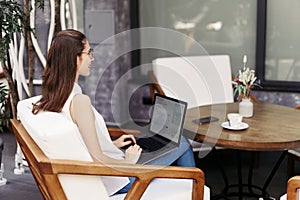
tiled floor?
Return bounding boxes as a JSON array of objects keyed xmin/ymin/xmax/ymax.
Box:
[{"xmin": 0, "ymin": 129, "xmax": 297, "ymax": 200}]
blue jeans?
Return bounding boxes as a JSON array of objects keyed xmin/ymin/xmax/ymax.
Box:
[{"xmin": 116, "ymin": 136, "xmax": 195, "ymax": 194}]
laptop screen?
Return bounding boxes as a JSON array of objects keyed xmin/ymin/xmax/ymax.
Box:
[{"xmin": 149, "ymin": 94, "xmax": 188, "ymax": 143}]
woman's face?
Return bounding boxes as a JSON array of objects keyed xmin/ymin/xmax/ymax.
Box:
[{"xmin": 77, "ymin": 40, "xmax": 94, "ymax": 78}]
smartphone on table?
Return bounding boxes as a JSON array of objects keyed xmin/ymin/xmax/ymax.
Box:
[{"xmin": 192, "ymin": 116, "xmax": 219, "ymax": 124}]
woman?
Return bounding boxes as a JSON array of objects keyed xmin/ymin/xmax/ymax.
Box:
[{"xmin": 32, "ymin": 29, "xmax": 195, "ymax": 193}]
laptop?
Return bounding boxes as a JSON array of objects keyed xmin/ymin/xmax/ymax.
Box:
[{"xmin": 136, "ymin": 94, "xmax": 188, "ymax": 164}]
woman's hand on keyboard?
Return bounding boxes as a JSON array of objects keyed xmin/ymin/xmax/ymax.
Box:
[
  {"xmin": 113, "ymin": 134, "xmax": 137, "ymax": 148},
  {"xmin": 125, "ymin": 144, "xmax": 142, "ymax": 164}
]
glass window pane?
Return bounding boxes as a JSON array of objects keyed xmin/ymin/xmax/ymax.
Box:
[
  {"xmin": 139, "ymin": 0, "xmax": 257, "ymax": 74},
  {"xmin": 265, "ymin": 0, "xmax": 300, "ymax": 81}
]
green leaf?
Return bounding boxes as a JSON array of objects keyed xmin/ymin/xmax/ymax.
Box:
[{"xmin": 0, "ymin": 0, "xmax": 38, "ymax": 62}]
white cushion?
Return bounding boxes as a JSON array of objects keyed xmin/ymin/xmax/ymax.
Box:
[
  {"xmin": 280, "ymin": 189, "xmax": 300, "ymax": 200},
  {"xmin": 288, "ymin": 149, "xmax": 300, "ymax": 157},
  {"xmin": 280, "ymin": 193, "xmax": 286, "ymax": 200},
  {"xmin": 153, "ymin": 55, "xmax": 233, "ymax": 109},
  {"xmin": 109, "ymin": 179, "xmax": 210, "ymax": 200}
]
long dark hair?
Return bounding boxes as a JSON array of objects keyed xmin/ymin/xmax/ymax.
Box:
[{"xmin": 32, "ymin": 29, "xmax": 86, "ymax": 114}]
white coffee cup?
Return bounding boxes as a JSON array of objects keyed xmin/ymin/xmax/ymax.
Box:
[{"xmin": 227, "ymin": 113, "xmax": 243, "ymax": 127}]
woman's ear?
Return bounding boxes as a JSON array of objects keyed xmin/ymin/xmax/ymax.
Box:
[{"xmin": 76, "ymin": 55, "xmax": 81, "ymax": 71}]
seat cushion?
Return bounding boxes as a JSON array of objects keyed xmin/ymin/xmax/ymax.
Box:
[
  {"xmin": 280, "ymin": 189, "xmax": 300, "ymax": 200},
  {"xmin": 109, "ymin": 179, "xmax": 210, "ymax": 200},
  {"xmin": 288, "ymin": 149, "xmax": 300, "ymax": 157}
]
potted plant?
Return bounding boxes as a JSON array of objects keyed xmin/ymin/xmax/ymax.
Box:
[{"xmin": 232, "ymin": 55, "xmax": 261, "ymax": 117}]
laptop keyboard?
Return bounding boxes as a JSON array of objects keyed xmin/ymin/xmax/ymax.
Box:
[{"xmin": 137, "ymin": 137, "xmax": 165, "ymax": 152}]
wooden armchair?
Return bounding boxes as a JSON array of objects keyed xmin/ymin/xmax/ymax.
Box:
[
  {"xmin": 287, "ymin": 176, "xmax": 300, "ymax": 199},
  {"xmin": 149, "ymin": 55, "xmax": 234, "ymax": 158},
  {"xmin": 11, "ymin": 118, "xmax": 207, "ymax": 200},
  {"xmin": 280, "ymin": 176, "xmax": 300, "ymax": 200}
]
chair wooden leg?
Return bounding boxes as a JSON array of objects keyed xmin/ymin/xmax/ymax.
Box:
[{"xmin": 288, "ymin": 155, "xmax": 295, "ymax": 177}]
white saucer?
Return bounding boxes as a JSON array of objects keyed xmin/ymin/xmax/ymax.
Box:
[{"xmin": 221, "ymin": 121, "xmax": 249, "ymax": 130}]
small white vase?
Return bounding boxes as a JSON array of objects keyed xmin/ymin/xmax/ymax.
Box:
[{"xmin": 239, "ymin": 98, "xmax": 253, "ymax": 117}]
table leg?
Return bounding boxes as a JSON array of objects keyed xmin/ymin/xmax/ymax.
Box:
[
  {"xmin": 247, "ymin": 152, "xmax": 254, "ymax": 194},
  {"xmin": 211, "ymin": 147, "xmax": 230, "ymax": 199},
  {"xmin": 261, "ymin": 151, "xmax": 287, "ymax": 198},
  {"xmin": 237, "ymin": 151, "xmax": 243, "ymax": 200}
]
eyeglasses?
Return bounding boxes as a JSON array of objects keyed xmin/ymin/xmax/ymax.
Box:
[{"xmin": 82, "ymin": 48, "xmax": 94, "ymax": 59}]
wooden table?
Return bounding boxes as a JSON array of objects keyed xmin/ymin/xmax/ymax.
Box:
[
  {"xmin": 184, "ymin": 103, "xmax": 300, "ymax": 151},
  {"xmin": 183, "ymin": 103, "xmax": 300, "ymax": 199}
]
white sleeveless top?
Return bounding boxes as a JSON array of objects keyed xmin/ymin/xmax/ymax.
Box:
[{"xmin": 61, "ymin": 83, "xmax": 129, "ymax": 195}]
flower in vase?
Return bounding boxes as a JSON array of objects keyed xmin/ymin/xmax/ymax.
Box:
[{"xmin": 232, "ymin": 55, "xmax": 260, "ymax": 101}]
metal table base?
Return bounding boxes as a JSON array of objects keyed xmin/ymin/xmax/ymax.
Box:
[{"xmin": 211, "ymin": 148, "xmax": 287, "ymax": 200}]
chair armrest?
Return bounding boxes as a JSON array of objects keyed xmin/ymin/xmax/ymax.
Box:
[
  {"xmin": 108, "ymin": 127, "xmax": 141, "ymax": 138},
  {"xmin": 287, "ymin": 176, "xmax": 300, "ymax": 200},
  {"xmin": 49, "ymin": 160, "xmax": 205, "ymax": 200}
]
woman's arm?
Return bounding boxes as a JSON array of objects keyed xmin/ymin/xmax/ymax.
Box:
[{"xmin": 71, "ymin": 94, "xmax": 141, "ymax": 164}]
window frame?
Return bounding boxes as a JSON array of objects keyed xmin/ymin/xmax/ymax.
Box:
[
  {"xmin": 131, "ymin": 0, "xmax": 300, "ymax": 92},
  {"xmin": 256, "ymin": 0, "xmax": 300, "ymax": 92}
]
